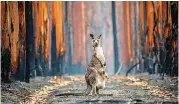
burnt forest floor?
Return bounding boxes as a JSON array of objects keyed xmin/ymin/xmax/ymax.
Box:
[{"xmin": 1, "ymin": 73, "xmax": 178, "ymax": 104}]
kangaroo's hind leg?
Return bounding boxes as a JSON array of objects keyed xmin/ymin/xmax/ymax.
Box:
[
  {"xmin": 84, "ymin": 82, "xmax": 91, "ymax": 95},
  {"xmin": 92, "ymin": 84, "xmax": 97, "ymax": 95}
]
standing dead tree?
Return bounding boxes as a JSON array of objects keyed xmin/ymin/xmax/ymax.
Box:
[
  {"xmin": 151, "ymin": 1, "xmax": 178, "ymax": 77},
  {"xmin": 25, "ymin": 1, "xmax": 35, "ymax": 83},
  {"xmin": 112, "ymin": 1, "xmax": 120, "ymax": 73},
  {"xmin": 1, "ymin": 2, "xmax": 12, "ymax": 83}
]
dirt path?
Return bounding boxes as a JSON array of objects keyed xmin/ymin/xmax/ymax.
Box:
[
  {"xmin": 1, "ymin": 74, "xmax": 178, "ymax": 104},
  {"xmin": 42, "ymin": 75, "xmax": 178, "ymax": 104}
]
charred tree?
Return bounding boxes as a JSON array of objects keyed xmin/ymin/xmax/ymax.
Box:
[
  {"xmin": 160, "ymin": 2, "xmax": 178, "ymax": 78},
  {"xmin": 15, "ymin": 1, "xmax": 26, "ymax": 81},
  {"xmin": 51, "ymin": 25, "xmax": 57, "ymax": 76},
  {"xmin": 43, "ymin": 29, "xmax": 48, "ymax": 77},
  {"xmin": 52, "ymin": 1, "xmax": 65, "ymax": 76},
  {"xmin": 1, "ymin": 2, "xmax": 12, "ymax": 83},
  {"xmin": 1, "ymin": 48, "xmax": 11, "ymax": 83},
  {"xmin": 48, "ymin": 2, "xmax": 52, "ymax": 76},
  {"xmin": 170, "ymin": 1, "xmax": 178, "ymax": 77},
  {"xmin": 64, "ymin": 1, "xmax": 73, "ymax": 74},
  {"xmin": 25, "ymin": 1, "xmax": 35, "ymax": 83},
  {"xmin": 57, "ymin": 55, "xmax": 65, "ymax": 76},
  {"xmin": 111, "ymin": 1, "xmax": 120, "ymax": 73}
]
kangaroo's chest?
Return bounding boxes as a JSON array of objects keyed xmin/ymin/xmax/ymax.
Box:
[
  {"xmin": 95, "ymin": 47, "xmax": 105, "ymax": 60},
  {"xmin": 95, "ymin": 47, "xmax": 104, "ymax": 55}
]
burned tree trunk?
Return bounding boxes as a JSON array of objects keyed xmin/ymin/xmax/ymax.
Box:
[
  {"xmin": 65, "ymin": 1, "xmax": 73, "ymax": 74},
  {"xmin": 16, "ymin": 1, "xmax": 26, "ymax": 81},
  {"xmin": 1, "ymin": 2, "xmax": 12, "ymax": 83},
  {"xmin": 52, "ymin": 1, "xmax": 65, "ymax": 76},
  {"xmin": 43, "ymin": 26, "xmax": 48, "ymax": 77},
  {"xmin": 1, "ymin": 48, "xmax": 11, "ymax": 83},
  {"xmin": 170, "ymin": 1, "xmax": 178, "ymax": 77},
  {"xmin": 51, "ymin": 26, "xmax": 57, "ymax": 76},
  {"xmin": 111, "ymin": 1, "xmax": 120, "ymax": 73},
  {"xmin": 25, "ymin": 1, "xmax": 34, "ymax": 83},
  {"xmin": 48, "ymin": 2, "xmax": 52, "ymax": 76}
]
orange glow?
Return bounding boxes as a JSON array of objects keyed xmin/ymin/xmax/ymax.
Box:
[
  {"xmin": 52, "ymin": 1, "xmax": 64, "ymax": 57},
  {"xmin": 158, "ymin": 1, "xmax": 163, "ymax": 38},
  {"xmin": 146, "ymin": 1, "xmax": 154, "ymax": 49},
  {"xmin": 121, "ymin": 1, "xmax": 131, "ymax": 67},
  {"xmin": 9, "ymin": 2, "xmax": 19, "ymax": 72},
  {"xmin": 1, "ymin": 1, "xmax": 176, "ymax": 74},
  {"xmin": 126, "ymin": 1, "xmax": 131, "ymax": 58},
  {"xmin": 72, "ymin": 2, "xmax": 86, "ymax": 65},
  {"xmin": 1, "ymin": 2, "xmax": 10, "ymax": 49},
  {"xmin": 81, "ymin": 1, "xmax": 86, "ymax": 66},
  {"xmin": 33, "ymin": 2, "xmax": 40, "ymax": 57},
  {"xmin": 139, "ymin": 2, "xmax": 144, "ymax": 33},
  {"xmin": 33, "ymin": 2, "xmax": 50, "ymax": 60}
]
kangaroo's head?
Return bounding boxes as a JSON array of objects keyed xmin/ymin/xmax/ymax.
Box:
[{"xmin": 90, "ymin": 34, "xmax": 102, "ymax": 47}]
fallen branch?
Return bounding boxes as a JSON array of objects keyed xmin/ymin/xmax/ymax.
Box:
[{"xmin": 126, "ymin": 62, "xmax": 140, "ymax": 76}]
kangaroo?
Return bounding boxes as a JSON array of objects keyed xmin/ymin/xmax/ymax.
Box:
[
  {"xmin": 84, "ymin": 67, "xmax": 109, "ymax": 95},
  {"xmin": 84, "ymin": 34, "xmax": 108, "ymax": 96}
]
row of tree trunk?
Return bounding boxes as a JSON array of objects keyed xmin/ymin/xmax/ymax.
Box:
[
  {"xmin": 1, "ymin": 1, "xmax": 178, "ymax": 83},
  {"xmin": 1, "ymin": 1, "xmax": 65, "ymax": 83},
  {"xmin": 125, "ymin": 1, "xmax": 178, "ymax": 77}
]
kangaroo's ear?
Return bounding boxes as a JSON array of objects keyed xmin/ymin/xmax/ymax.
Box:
[
  {"xmin": 90, "ymin": 34, "xmax": 94, "ymax": 39},
  {"xmin": 97, "ymin": 34, "xmax": 102, "ymax": 39}
]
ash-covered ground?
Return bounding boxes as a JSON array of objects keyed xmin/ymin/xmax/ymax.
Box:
[{"xmin": 1, "ymin": 74, "xmax": 178, "ymax": 104}]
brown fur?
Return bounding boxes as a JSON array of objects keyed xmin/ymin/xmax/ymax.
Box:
[{"xmin": 84, "ymin": 34, "xmax": 108, "ymax": 96}]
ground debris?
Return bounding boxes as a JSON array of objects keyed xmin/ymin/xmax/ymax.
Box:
[
  {"xmin": 1, "ymin": 75, "xmax": 178, "ymax": 104},
  {"xmin": 1, "ymin": 76, "xmax": 71, "ymax": 104}
]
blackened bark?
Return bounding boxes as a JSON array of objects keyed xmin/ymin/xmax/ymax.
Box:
[
  {"xmin": 163, "ymin": 36, "xmax": 172, "ymax": 77},
  {"xmin": 43, "ymin": 28, "xmax": 47, "ymax": 77},
  {"xmin": 15, "ymin": 1, "xmax": 26, "ymax": 81},
  {"xmin": 59, "ymin": 55, "xmax": 64, "ymax": 76},
  {"xmin": 160, "ymin": 2, "xmax": 178, "ymax": 78},
  {"xmin": 38, "ymin": 35, "xmax": 43, "ymax": 76},
  {"xmin": 25, "ymin": 1, "xmax": 34, "ymax": 83},
  {"xmin": 170, "ymin": 1, "xmax": 178, "ymax": 38},
  {"xmin": 170, "ymin": 1, "xmax": 178, "ymax": 76},
  {"xmin": 51, "ymin": 25, "xmax": 57, "ymax": 76},
  {"xmin": 111, "ymin": 1, "xmax": 120, "ymax": 73},
  {"xmin": 1, "ymin": 48, "xmax": 11, "ymax": 83},
  {"xmin": 56, "ymin": 55, "xmax": 64, "ymax": 76},
  {"xmin": 1, "ymin": 2, "xmax": 11, "ymax": 83}
]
